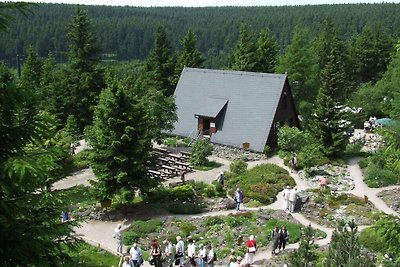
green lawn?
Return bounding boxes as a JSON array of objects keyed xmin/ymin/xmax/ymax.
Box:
[{"xmin": 62, "ymin": 241, "xmax": 119, "ymax": 267}]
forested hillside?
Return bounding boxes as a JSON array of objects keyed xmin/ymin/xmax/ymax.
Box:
[{"xmin": 1, "ymin": 3, "xmax": 400, "ymax": 67}]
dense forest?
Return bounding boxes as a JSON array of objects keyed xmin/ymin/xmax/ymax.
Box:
[{"xmin": 1, "ymin": 3, "xmax": 400, "ymax": 67}]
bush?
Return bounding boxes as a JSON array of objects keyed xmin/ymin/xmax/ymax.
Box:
[
  {"xmin": 201, "ymin": 216, "xmax": 224, "ymax": 227},
  {"xmin": 359, "ymin": 227, "xmax": 387, "ymax": 253},
  {"xmin": 165, "ymin": 201, "xmax": 206, "ymax": 214},
  {"xmin": 229, "ymin": 159, "xmax": 248, "ymax": 175},
  {"xmin": 189, "ymin": 139, "xmax": 213, "ymax": 166},
  {"xmin": 226, "ymin": 163, "xmax": 295, "ymax": 204},
  {"xmin": 178, "ymin": 221, "xmax": 197, "ymax": 237},
  {"xmin": 364, "ymin": 163, "xmax": 399, "ymax": 187},
  {"xmin": 169, "ymin": 184, "xmax": 196, "ymax": 201},
  {"xmin": 73, "ymin": 149, "xmax": 92, "ymax": 169},
  {"xmin": 124, "ymin": 219, "xmax": 163, "ymax": 244},
  {"xmin": 145, "ymin": 186, "xmax": 170, "ymax": 202}
]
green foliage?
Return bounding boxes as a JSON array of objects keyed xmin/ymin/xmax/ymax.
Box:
[
  {"xmin": 124, "ymin": 219, "xmax": 163, "ymax": 244},
  {"xmin": 277, "ymin": 125, "xmax": 313, "ymax": 153},
  {"xmin": 178, "ymin": 221, "xmax": 197, "ymax": 237},
  {"xmin": 56, "ymin": 185, "xmax": 97, "ymax": 212},
  {"xmin": 86, "ymin": 77, "xmax": 154, "ymax": 201},
  {"xmin": 145, "ymin": 25, "xmax": 176, "ymax": 97},
  {"xmin": 169, "ymin": 184, "xmax": 195, "ymax": 201},
  {"xmin": 359, "ymin": 227, "xmax": 387, "ymax": 253},
  {"xmin": 325, "ymin": 220, "xmax": 374, "ymax": 266},
  {"xmin": 63, "ymin": 6, "xmax": 105, "ymax": 131},
  {"xmin": 19, "ymin": 46, "xmax": 42, "ymax": 104},
  {"xmin": 201, "ymin": 216, "xmax": 224, "ymax": 227},
  {"xmin": 264, "ymin": 219, "xmax": 302, "ymax": 243},
  {"xmin": 61, "ymin": 241, "xmax": 119, "ymax": 267},
  {"xmin": 254, "ymin": 28, "xmax": 279, "ymax": 73},
  {"xmin": 373, "ymin": 215, "xmax": 400, "ymax": 258},
  {"xmin": 364, "ymin": 162, "xmax": 399, "ymax": 187},
  {"xmin": 165, "ymin": 201, "xmax": 206, "ymax": 214},
  {"xmin": 0, "ymin": 63, "xmax": 76, "ymax": 266},
  {"xmin": 227, "ymin": 163, "xmax": 295, "ymax": 204},
  {"xmin": 175, "ymin": 28, "xmax": 204, "ymax": 81},
  {"xmin": 229, "ymin": 159, "xmax": 248, "ymax": 175},
  {"xmin": 189, "ymin": 139, "xmax": 213, "ymax": 166},
  {"xmin": 192, "ymin": 161, "xmax": 222, "ymax": 171},
  {"xmin": 72, "ymin": 149, "xmax": 92, "ymax": 170},
  {"xmin": 290, "ymin": 225, "xmax": 318, "ymax": 267},
  {"xmin": 229, "ymin": 23, "xmax": 257, "ymax": 71}
]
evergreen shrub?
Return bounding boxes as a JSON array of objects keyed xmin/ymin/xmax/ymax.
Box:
[{"xmin": 124, "ymin": 219, "xmax": 163, "ymax": 244}]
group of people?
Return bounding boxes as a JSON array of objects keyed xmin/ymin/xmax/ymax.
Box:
[
  {"xmin": 271, "ymin": 226, "xmax": 289, "ymax": 255},
  {"xmin": 120, "ymin": 235, "xmax": 217, "ymax": 267},
  {"xmin": 282, "ymin": 186, "xmax": 298, "ymax": 213}
]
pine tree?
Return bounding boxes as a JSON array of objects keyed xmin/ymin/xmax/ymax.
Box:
[
  {"xmin": 63, "ymin": 6, "xmax": 105, "ymax": 131},
  {"xmin": 255, "ymin": 28, "xmax": 279, "ymax": 73},
  {"xmin": 276, "ymin": 26, "xmax": 319, "ymax": 103},
  {"xmin": 86, "ymin": 77, "xmax": 156, "ymax": 202},
  {"xmin": 325, "ymin": 220, "xmax": 374, "ymax": 266},
  {"xmin": 145, "ymin": 26, "xmax": 176, "ymax": 96},
  {"xmin": 177, "ymin": 28, "xmax": 204, "ymax": 69},
  {"xmin": 312, "ymin": 36, "xmax": 348, "ymax": 157},
  {"xmin": 19, "ymin": 46, "xmax": 42, "ymax": 92},
  {"xmin": 230, "ymin": 23, "xmax": 258, "ymax": 71},
  {"xmin": 0, "ymin": 63, "xmax": 75, "ymax": 266},
  {"xmin": 290, "ymin": 224, "xmax": 318, "ymax": 267}
]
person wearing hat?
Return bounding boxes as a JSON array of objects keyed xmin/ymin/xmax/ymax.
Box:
[
  {"xmin": 216, "ymin": 171, "xmax": 224, "ymax": 186},
  {"xmin": 129, "ymin": 243, "xmax": 143, "ymax": 267}
]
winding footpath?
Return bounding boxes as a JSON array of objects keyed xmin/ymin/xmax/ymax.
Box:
[{"xmin": 56, "ymin": 146, "xmax": 400, "ymax": 267}]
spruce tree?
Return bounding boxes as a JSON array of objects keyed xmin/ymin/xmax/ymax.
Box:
[
  {"xmin": 255, "ymin": 28, "xmax": 279, "ymax": 73},
  {"xmin": 230, "ymin": 23, "xmax": 258, "ymax": 71},
  {"xmin": 290, "ymin": 224, "xmax": 318, "ymax": 267},
  {"xmin": 19, "ymin": 46, "xmax": 42, "ymax": 96},
  {"xmin": 0, "ymin": 63, "xmax": 75, "ymax": 266},
  {"xmin": 145, "ymin": 26, "xmax": 176, "ymax": 96},
  {"xmin": 325, "ymin": 220, "xmax": 374, "ymax": 266},
  {"xmin": 63, "ymin": 6, "xmax": 105, "ymax": 131},
  {"xmin": 312, "ymin": 37, "xmax": 348, "ymax": 157},
  {"xmin": 87, "ymin": 78, "xmax": 155, "ymax": 202}
]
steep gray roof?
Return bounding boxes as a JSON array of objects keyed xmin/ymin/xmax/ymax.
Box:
[{"xmin": 172, "ymin": 67, "xmax": 287, "ymax": 152}]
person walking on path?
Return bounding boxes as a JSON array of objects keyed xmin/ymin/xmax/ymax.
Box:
[
  {"xmin": 187, "ymin": 237, "xmax": 197, "ymax": 266},
  {"xmin": 271, "ymin": 226, "xmax": 280, "ymax": 255},
  {"xmin": 216, "ymin": 172, "xmax": 225, "ymax": 186},
  {"xmin": 290, "ymin": 154, "xmax": 297, "ymax": 172},
  {"xmin": 234, "ymin": 188, "xmax": 244, "ymax": 212},
  {"xmin": 319, "ymin": 176, "xmax": 327, "ymax": 191},
  {"xmin": 176, "ymin": 236, "xmax": 185, "ymax": 267},
  {"xmin": 113, "ymin": 224, "xmax": 124, "ymax": 254},
  {"xmin": 207, "ymin": 244, "xmax": 216, "ymax": 267},
  {"xmin": 282, "ymin": 186, "xmax": 290, "ymax": 211},
  {"xmin": 198, "ymin": 244, "xmax": 207, "ymax": 267},
  {"xmin": 150, "ymin": 239, "xmax": 162, "ymax": 267},
  {"xmin": 245, "ymin": 235, "xmax": 257, "ymax": 265},
  {"xmin": 288, "ymin": 188, "xmax": 298, "ymax": 214},
  {"xmin": 129, "ymin": 243, "xmax": 143, "ymax": 267},
  {"xmin": 278, "ymin": 226, "xmax": 289, "ymax": 252},
  {"xmin": 163, "ymin": 240, "xmax": 174, "ymax": 267}
]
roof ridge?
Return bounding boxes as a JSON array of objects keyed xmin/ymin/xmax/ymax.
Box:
[{"xmin": 184, "ymin": 67, "xmax": 287, "ymax": 78}]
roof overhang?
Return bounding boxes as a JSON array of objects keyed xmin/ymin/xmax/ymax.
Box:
[{"xmin": 194, "ymin": 98, "xmax": 228, "ymax": 118}]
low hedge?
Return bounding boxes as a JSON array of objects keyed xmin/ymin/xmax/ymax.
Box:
[{"xmin": 226, "ymin": 163, "xmax": 296, "ymax": 204}]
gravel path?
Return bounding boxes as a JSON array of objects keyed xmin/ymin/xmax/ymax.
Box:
[{"xmin": 57, "ymin": 142, "xmax": 400, "ymax": 267}]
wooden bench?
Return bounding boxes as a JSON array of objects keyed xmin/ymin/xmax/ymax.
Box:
[
  {"xmin": 174, "ymin": 161, "xmax": 193, "ymax": 172},
  {"xmin": 168, "ymin": 153, "xmax": 183, "ymax": 162},
  {"xmin": 154, "ymin": 147, "xmax": 168, "ymax": 154},
  {"xmin": 161, "ymin": 165, "xmax": 179, "ymax": 175},
  {"xmin": 180, "ymin": 151, "xmax": 191, "ymax": 159},
  {"xmin": 148, "ymin": 170, "xmax": 161, "ymax": 178}
]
